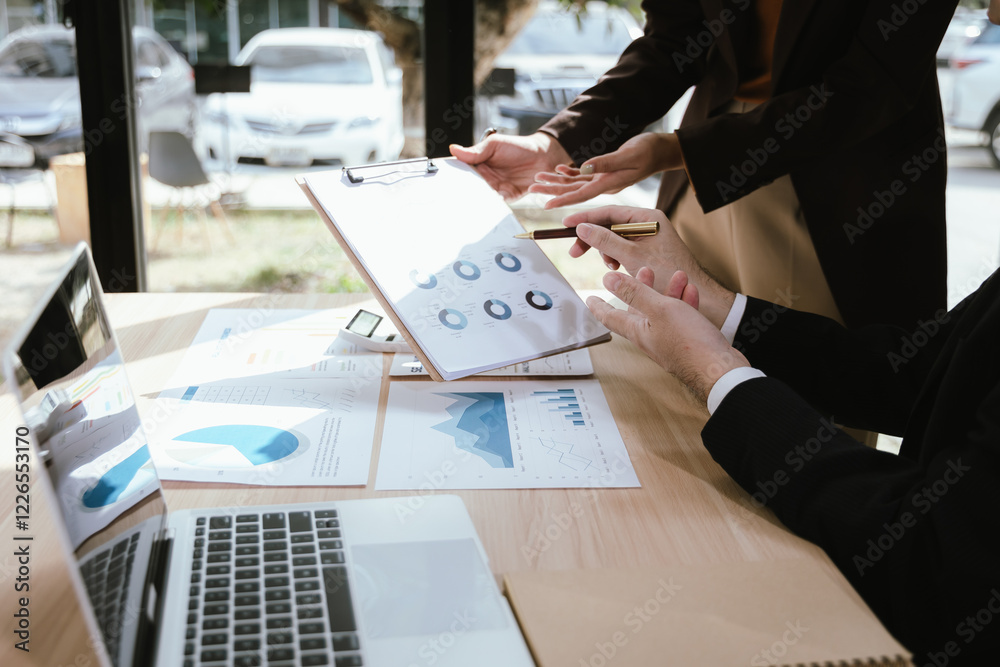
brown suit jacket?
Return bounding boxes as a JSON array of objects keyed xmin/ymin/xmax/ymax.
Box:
[{"xmin": 541, "ymin": 0, "xmax": 957, "ymax": 328}]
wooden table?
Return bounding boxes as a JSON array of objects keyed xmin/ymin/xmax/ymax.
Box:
[{"xmin": 0, "ymin": 292, "xmax": 856, "ymax": 666}]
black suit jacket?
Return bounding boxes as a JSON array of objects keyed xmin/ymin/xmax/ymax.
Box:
[
  {"xmin": 541, "ymin": 0, "xmax": 956, "ymax": 329},
  {"xmin": 702, "ymin": 270, "xmax": 1000, "ymax": 660}
]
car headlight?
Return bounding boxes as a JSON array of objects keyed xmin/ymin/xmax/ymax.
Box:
[{"xmin": 348, "ymin": 115, "xmax": 380, "ymax": 129}]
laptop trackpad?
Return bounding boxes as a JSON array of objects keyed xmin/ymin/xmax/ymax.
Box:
[{"xmin": 351, "ymin": 539, "xmax": 508, "ymax": 639}]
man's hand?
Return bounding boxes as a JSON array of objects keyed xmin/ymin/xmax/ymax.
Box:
[
  {"xmin": 529, "ymin": 133, "xmax": 684, "ymax": 208},
  {"xmin": 566, "ymin": 207, "xmax": 735, "ymax": 328},
  {"xmin": 449, "ymin": 132, "xmax": 572, "ymax": 201},
  {"xmin": 588, "ymin": 269, "xmax": 749, "ymax": 403}
]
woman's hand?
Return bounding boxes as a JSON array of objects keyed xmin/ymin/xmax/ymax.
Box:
[{"xmin": 528, "ymin": 133, "xmax": 684, "ymax": 208}]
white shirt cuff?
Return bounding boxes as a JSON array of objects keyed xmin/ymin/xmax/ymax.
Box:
[
  {"xmin": 707, "ymin": 366, "xmax": 767, "ymax": 415},
  {"xmin": 720, "ymin": 293, "xmax": 747, "ymax": 345}
]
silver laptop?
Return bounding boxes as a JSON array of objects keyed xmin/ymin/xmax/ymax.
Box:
[{"xmin": 4, "ymin": 244, "xmax": 534, "ymax": 667}]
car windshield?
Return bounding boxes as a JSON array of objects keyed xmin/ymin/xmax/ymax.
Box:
[
  {"xmin": 0, "ymin": 37, "xmax": 76, "ymax": 78},
  {"xmin": 246, "ymin": 45, "xmax": 373, "ymax": 84},
  {"xmin": 504, "ymin": 13, "xmax": 633, "ymax": 56}
]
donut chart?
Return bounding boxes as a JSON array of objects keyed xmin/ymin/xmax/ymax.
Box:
[
  {"xmin": 438, "ymin": 308, "xmax": 469, "ymax": 330},
  {"xmin": 452, "ymin": 260, "xmax": 481, "ymax": 281},
  {"xmin": 409, "ymin": 269, "xmax": 438, "ymax": 289},
  {"xmin": 494, "ymin": 252, "xmax": 521, "ymax": 272},
  {"xmin": 526, "ymin": 290, "xmax": 553, "ymax": 311},
  {"xmin": 483, "ymin": 299, "xmax": 512, "ymax": 320}
]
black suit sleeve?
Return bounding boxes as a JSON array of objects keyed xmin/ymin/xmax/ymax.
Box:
[
  {"xmin": 539, "ymin": 0, "xmax": 709, "ymax": 163},
  {"xmin": 678, "ymin": 0, "xmax": 958, "ymax": 211},
  {"xmin": 733, "ymin": 295, "xmax": 959, "ymax": 434},
  {"xmin": 702, "ymin": 377, "xmax": 1000, "ymax": 660}
]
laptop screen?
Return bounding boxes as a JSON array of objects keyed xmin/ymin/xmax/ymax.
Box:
[{"xmin": 4, "ymin": 245, "xmax": 167, "ymax": 666}]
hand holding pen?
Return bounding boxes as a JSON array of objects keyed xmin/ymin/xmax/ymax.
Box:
[{"xmin": 514, "ymin": 221, "xmax": 659, "ymax": 240}]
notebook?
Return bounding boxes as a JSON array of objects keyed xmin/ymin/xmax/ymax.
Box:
[
  {"xmin": 297, "ymin": 157, "xmax": 611, "ymax": 381},
  {"xmin": 504, "ymin": 560, "xmax": 911, "ymax": 667},
  {"xmin": 4, "ymin": 243, "xmax": 534, "ymax": 667}
]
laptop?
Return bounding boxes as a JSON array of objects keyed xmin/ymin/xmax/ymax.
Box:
[{"xmin": 4, "ymin": 243, "xmax": 534, "ymax": 667}]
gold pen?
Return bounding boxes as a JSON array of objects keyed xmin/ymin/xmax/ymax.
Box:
[{"xmin": 514, "ymin": 221, "xmax": 659, "ymax": 241}]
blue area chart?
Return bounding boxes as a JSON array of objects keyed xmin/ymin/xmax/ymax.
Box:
[
  {"xmin": 432, "ymin": 393, "xmax": 513, "ymax": 468},
  {"xmin": 170, "ymin": 425, "xmax": 300, "ymax": 467},
  {"xmin": 82, "ymin": 445, "xmax": 157, "ymax": 509}
]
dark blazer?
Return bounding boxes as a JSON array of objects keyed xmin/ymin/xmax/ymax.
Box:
[
  {"xmin": 702, "ymin": 270, "xmax": 1000, "ymax": 660},
  {"xmin": 541, "ymin": 0, "xmax": 957, "ymax": 329}
]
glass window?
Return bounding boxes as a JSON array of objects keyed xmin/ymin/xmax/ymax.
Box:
[
  {"xmin": 503, "ymin": 13, "xmax": 634, "ymax": 56},
  {"xmin": 0, "ymin": 35, "xmax": 76, "ymax": 77},
  {"xmin": 245, "ymin": 45, "xmax": 374, "ymax": 85}
]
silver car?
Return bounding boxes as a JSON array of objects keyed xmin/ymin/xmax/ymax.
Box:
[{"xmin": 0, "ymin": 24, "xmax": 196, "ymax": 169}]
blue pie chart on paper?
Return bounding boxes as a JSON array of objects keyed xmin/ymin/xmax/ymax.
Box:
[
  {"xmin": 409, "ymin": 269, "xmax": 438, "ymax": 289},
  {"xmin": 169, "ymin": 425, "xmax": 300, "ymax": 468},
  {"xmin": 526, "ymin": 290, "xmax": 553, "ymax": 310},
  {"xmin": 438, "ymin": 308, "xmax": 468, "ymax": 330},
  {"xmin": 452, "ymin": 260, "xmax": 481, "ymax": 280},
  {"xmin": 494, "ymin": 252, "xmax": 521, "ymax": 272},
  {"xmin": 82, "ymin": 445, "xmax": 157, "ymax": 509},
  {"xmin": 484, "ymin": 299, "xmax": 512, "ymax": 320}
]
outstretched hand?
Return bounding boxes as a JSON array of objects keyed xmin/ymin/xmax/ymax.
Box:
[
  {"xmin": 528, "ymin": 133, "xmax": 684, "ymax": 208},
  {"xmin": 449, "ymin": 132, "xmax": 572, "ymax": 201},
  {"xmin": 587, "ymin": 268, "xmax": 749, "ymax": 403}
]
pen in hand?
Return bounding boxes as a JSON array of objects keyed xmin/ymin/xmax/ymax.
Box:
[{"xmin": 514, "ymin": 221, "xmax": 659, "ymax": 241}]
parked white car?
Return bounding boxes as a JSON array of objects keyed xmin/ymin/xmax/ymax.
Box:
[
  {"xmin": 947, "ymin": 23, "xmax": 1000, "ymax": 167},
  {"xmin": 201, "ymin": 28, "xmax": 404, "ymax": 168}
]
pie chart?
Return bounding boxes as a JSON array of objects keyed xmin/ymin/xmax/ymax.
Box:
[
  {"xmin": 81, "ymin": 445, "xmax": 158, "ymax": 509},
  {"xmin": 526, "ymin": 290, "xmax": 553, "ymax": 310},
  {"xmin": 452, "ymin": 260, "xmax": 481, "ymax": 280},
  {"xmin": 494, "ymin": 252, "xmax": 521, "ymax": 272},
  {"xmin": 409, "ymin": 269, "xmax": 438, "ymax": 289},
  {"xmin": 166, "ymin": 425, "xmax": 304, "ymax": 468},
  {"xmin": 438, "ymin": 308, "xmax": 469, "ymax": 330},
  {"xmin": 484, "ymin": 299, "xmax": 512, "ymax": 320}
]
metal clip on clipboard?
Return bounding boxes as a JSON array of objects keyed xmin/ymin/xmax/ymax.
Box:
[{"xmin": 342, "ymin": 156, "xmax": 439, "ymax": 184}]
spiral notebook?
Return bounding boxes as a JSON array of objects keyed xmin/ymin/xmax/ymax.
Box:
[
  {"xmin": 297, "ymin": 157, "xmax": 610, "ymax": 381},
  {"xmin": 504, "ymin": 559, "xmax": 911, "ymax": 667}
]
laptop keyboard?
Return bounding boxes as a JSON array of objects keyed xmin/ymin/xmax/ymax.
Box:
[
  {"xmin": 80, "ymin": 532, "xmax": 141, "ymax": 667},
  {"xmin": 184, "ymin": 509, "xmax": 363, "ymax": 667}
]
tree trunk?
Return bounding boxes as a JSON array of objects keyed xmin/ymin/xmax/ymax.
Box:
[{"xmin": 333, "ymin": 0, "xmax": 539, "ymax": 155}]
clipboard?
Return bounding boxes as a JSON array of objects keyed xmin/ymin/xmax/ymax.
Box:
[
  {"xmin": 297, "ymin": 157, "xmax": 610, "ymax": 381},
  {"xmin": 297, "ymin": 160, "xmax": 443, "ymax": 380}
]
